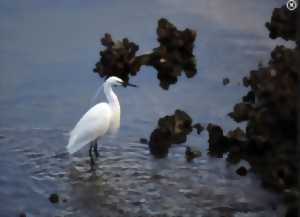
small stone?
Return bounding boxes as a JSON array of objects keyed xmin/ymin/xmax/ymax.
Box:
[
  {"xmin": 185, "ymin": 146, "xmax": 201, "ymax": 162},
  {"xmin": 236, "ymin": 166, "xmax": 248, "ymax": 176},
  {"xmin": 49, "ymin": 193, "xmax": 59, "ymax": 204},
  {"xmin": 139, "ymin": 138, "xmax": 148, "ymax": 144},
  {"xmin": 193, "ymin": 123, "xmax": 204, "ymax": 134},
  {"xmin": 222, "ymin": 78, "xmax": 230, "ymax": 85}
]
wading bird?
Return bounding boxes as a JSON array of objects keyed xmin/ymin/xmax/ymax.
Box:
[{"xmin": 67, "ymin": 76, "xmax": 137, "ymax": 167}]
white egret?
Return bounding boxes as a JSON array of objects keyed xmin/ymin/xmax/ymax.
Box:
[{"xmin": 66, "ymin": 76, "xmax": 137, "ymax": 165}]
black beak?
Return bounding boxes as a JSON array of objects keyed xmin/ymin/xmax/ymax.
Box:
[
  {"xmin": 117, "ymin": 81, "xmax": 138, "ymax": 87},
  {"xmin": 126, "ymin": 82, "xmax": 138, "ymax": 87}
]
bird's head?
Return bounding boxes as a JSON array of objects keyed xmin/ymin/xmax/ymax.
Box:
[{"xmin": 106, "ymin": 76, "xmax": 138, "ymax": 87}]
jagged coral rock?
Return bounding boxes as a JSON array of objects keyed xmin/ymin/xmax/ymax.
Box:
[
  {"xmin": 94, "ymin": 18, "xmax": 197, "ymax": 89},
  {"xmin": 208, "ymin": 44, "xmax": 299, "ymax": 194},
  {"xmin": 94, "ymin": 33, "xmax": 140, "ymax": 83},
  {"xmin": 206, "ymin": 123, "xmax": 229, "ymax": 158},
  {"xmin": 149, "ymin": 110, "xmax": 193, "ymax": 158},
  {"xmin": 148, "ymin": 18, "xmax": 197, "ymax": 89},
  {"xmin": 265, "ymin": 5, "xmax": 298, "ymax": 41},
  {"xmin": 229, "ymin": 103, "xmax": 254, "ymax": 122}
]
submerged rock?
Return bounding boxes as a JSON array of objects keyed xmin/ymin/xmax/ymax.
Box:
[
  {"xmin": 49, "ymin": 193, "xmax": 59, "ymax": 204},
  {"xmin": 222, "ymin": 77, "xmax": 230, "ymax": 85}
]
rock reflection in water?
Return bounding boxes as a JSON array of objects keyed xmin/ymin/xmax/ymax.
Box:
[
  {"xmin": 67, "ymin": 167, "xmax": 126, "ymax": 217},
  {"xmin": 94, "ymin": 18, "xmax": 197, "ymax": 89}
]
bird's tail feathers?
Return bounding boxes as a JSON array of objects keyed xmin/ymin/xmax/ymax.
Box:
[
  {"xmin": 67, "ymin": 135, "xmax": 93, "ymax": 154},
  {"xmin": 67, "ymin": 140, "xmax": 86, "ymax": 154}
]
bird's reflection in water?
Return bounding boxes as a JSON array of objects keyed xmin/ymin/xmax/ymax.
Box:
[{"xmin": 67, "ymin": 161, "xmax": 125, "ymax": 217}]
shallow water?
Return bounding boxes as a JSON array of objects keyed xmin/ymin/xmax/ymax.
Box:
[
  {"xmin": 0, "ymin": 128, "xmax": 281, "ymax": 217},
  {"xmin": 0, "ymin": 0, "xmax": 287, "ymax": 217}
]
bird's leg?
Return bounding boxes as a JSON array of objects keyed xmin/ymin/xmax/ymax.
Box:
[
  {"xmin": 93, "ymin": 140, "xmax": 99, "ymax": 158},
  {"xmin": 89, "ymin": 143, "xmax": 95, "ymax": 167}
]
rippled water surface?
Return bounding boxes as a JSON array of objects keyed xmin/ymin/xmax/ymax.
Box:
[{"xmin": 0, "ymin": 0, "xmax": 286, "ymax": 217}]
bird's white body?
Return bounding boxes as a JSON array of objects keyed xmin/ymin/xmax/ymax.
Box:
[{"xmin": 67, "ymin": 77, "xmax": 122, "ymax": 154}]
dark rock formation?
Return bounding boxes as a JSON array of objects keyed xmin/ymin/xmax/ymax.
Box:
[
  {"xmin": 206, "ymin": 123, "xmax": 229, "ymax": 158},
  {"xmin": 208, "ymin": 5, "xmax": 299, "ymax": 216},
  {"xmin": 93, "ymin": 33, "xmax": 140, "ymax": 83},
  {"xmin": 148, "ymin": 110, "xmax": 193, "ymax": 158},
  {"xmin": 94, "ymin": 18, "xmax": 197, "ymax": 89},
  {"xmin": 145, "ymin": 18, "xmax": 197, "ymax": 89},
  {"xmin": 265, "ymin": 5, "xmax": 298, "ymax": 41}
]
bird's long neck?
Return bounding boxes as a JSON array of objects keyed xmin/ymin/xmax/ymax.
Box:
[
  {"xmin": 104, "ymin": 83, "xmax": 120, "ymax": 112},
  {"xmin": 104, "ymin": 82, "xmax": 120, "ymax": 135}
]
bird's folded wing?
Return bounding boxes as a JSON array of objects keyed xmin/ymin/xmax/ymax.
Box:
[{"xmin": 67, "ymin": 103, "xmax": 111, "ymax": 154}]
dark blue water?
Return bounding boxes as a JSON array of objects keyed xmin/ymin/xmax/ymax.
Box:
[{"xmin": 0, "ymin": 1, "xmax": 287, "ymax": 216}]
